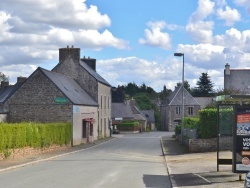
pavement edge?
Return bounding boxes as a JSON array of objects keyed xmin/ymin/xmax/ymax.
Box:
[{"xmin": 160, "ymin": 136, "xmax": 178, "ymax": 188}]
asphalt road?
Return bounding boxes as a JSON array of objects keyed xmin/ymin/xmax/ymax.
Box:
[{"xmin": 0, "ymin": 132, "xmax": 172, "ymax": 188}]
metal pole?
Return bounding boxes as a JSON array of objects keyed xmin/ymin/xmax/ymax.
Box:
[{"xmin": 181, "ymin": 54, "xmax": 184, "ymax": 145}]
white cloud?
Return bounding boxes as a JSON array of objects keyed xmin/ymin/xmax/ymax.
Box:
[
  {"xmin": 234, "ymin": 0, "xmax": 250, "ymax": 14},
  {"xmin": 189, "ymin": 0, "xmax": 215, "ymax": 23},
  {"xmin": 139, "ymin": 21, "xmax": 172, "ymax": 50},
  {"xmin": 217, "ymin": 6, "xmax": 241, "ymax": 26},
  {"xmin": 97, "ymin": 57, "xmax": 186, "ymax": 91},
  {"xmin": 186, "ymin": 21, "xmax": 214, "ymax": 43},
  {"xmin": 0, "ymin": 0, "xmax": 129, "ymax": 67},
  {"xmin": 1, "ymin": 64, "xmax": 37, "ymax": 85},
  {"xmin": 186, "ymin": 0, "xmax": 215, "ymax": 43}
]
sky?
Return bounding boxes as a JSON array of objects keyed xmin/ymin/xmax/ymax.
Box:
[{"xmin": 1, "ymin": 0, "xmax": 250, "ymax": 92}]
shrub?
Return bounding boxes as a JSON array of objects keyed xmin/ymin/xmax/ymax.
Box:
[{"xmin": 184, "ymin": 117, "xmax": 199, "ymax": 129}]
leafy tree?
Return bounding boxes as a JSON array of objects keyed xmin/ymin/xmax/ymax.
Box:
[
  {"xmin": 0, "ymin": 72, "xmax": 8, "ymax": 82},
  {"xmin": 196, "ymin": 73, "xmax": 214, "ymax": 96},
  {"xmin": 176, "ymin": 80, "xmax": 191, "ymax": 91},
  {"xmin": 134, "ymin": 93, "xmax": 152, "ymax": 110}
]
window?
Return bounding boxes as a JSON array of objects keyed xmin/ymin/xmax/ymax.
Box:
[
  {"xmin": 188, "ymin": 107, "xmax": 193, "ymax": 115},
  {"xmin": 176, "ymin": 107, "xmax": 181, "ymax": 114},
  {"xmin": 104, "ymin": 96, "xmax": 106, "ymax": 109},
  {"xmin": 108, "ymin": 96, "xmax": 109, "ymax": 109},
  {"xmin": 101, "ymin": 95, "xmax": 102, "ymax": 109}
]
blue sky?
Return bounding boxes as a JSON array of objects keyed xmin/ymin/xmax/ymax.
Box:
[{"xmin": 0, "ymin": 0, "xmax": 250, "ymax": 92}]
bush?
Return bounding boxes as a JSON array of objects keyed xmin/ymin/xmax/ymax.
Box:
[
  {"xmin": 184, "ymin": 117, "xmax": 199, "ymax": 129},
  {"xmin": 175, "ymin": 124, "xmax": 181, "ymax": 135}
]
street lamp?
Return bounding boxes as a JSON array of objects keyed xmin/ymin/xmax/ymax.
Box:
[{"xmin": 174, "ymin": 53, "xmax": 184, "ymax": 145}]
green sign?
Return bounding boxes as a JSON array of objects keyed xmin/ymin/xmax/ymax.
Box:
[{"xmin": 55, "ymin": 97, "xmax": 68, "ymax": 104}]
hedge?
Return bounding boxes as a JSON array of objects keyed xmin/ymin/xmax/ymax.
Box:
[
  {"xmin": 199, "ymin": 109, "xmax": 217, "ymax": 138},
  {"xmin": 0, "ymin": 122, "xmax": 72, "ymax": 152},
  {"xmin": 116, "ymin": 121, "xmax": 140, "ymax": 131}
]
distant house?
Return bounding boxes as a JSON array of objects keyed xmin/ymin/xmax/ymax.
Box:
[
  {"xmin": 129, "ymin": 98, "xmax": 147, "ymax": 131},
  {"xmin": 160, "ymin": 86, "xmax": 200, "ymax": 131},
  {"xmin": 224, "ymin": 63, "xmax": 250, "ymax": 93},
  {"xmin": 111, "ymin": 98, "xmax": 147, "ymax": 132},
  {"xmin": 141, "ymin": 110, "xmax": 155, "ymax": 130},
  {"xmin": 1, "ymin": 46, "xmax": 112, "ymax": 145},
  {"xmin": 0, "ymin": 78, "xmax": 26, "ymax": 122},
  {"xmin": 111, "ymin": 101, "xmax": 134, "ymax": 124}
]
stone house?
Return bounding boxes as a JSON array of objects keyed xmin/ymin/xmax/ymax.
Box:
[
  {"xmin": 2, "ymin": 46, "xmax": 112, "ymax": 145},
  {"xmin": 111, "ymin": 98, "xmax": 147, "ymax": 132},
  {"xmin": 0, "ymin": 78, "xmax": 26, "ymax": 122},
  {"xmin": 224, "ymin": 63, "xmax": 250, "ymax": 93},
  {"xmin": 160, "ymin": 86, "xmax": 200, "ymax": 131}
]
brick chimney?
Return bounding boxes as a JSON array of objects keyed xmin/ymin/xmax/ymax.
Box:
[
  {"xmin": 81, "ymin": 56, "xmax": 96, "ymax": 71},
  {"xmin": 17, "ymin": 76, "xmax": 27, "ymax": 83},
  {"xmin": 1, "ymin": 81, "xmax": 9, "ymax": 90},
  {"xmin": 59, "ymin": 45, "xmax": 80, "ymax": 64},
  {"xmin": 225, "ymin": 63, "xmax": 230, "ymax": 75}
]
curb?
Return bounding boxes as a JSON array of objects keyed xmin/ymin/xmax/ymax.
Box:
[{"xmin": 160, "ymin": 137, "xmax": 178, "ymax": 188}]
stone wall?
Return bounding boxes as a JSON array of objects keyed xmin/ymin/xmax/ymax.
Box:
[
  {"xmin": 188, "ymin": 136, "xmax": 233, "ymax": 153},
  {"xmin": 6, "ymin": 70, "xmax": 72, "ymax": 122}
]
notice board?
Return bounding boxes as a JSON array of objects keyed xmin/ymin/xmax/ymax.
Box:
[{"xmin": 233, "ymin": 105, "xmax": 250, "ymax": 173}]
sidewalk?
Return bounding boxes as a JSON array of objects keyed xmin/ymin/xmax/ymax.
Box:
[{"xmin": 161, "ymin": 135, "xmax": 245, "ymax": 188}]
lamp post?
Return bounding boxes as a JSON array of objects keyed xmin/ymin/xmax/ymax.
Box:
[{"xmin": 174, "ymin": 53, "xmax": 184, "ymax": 145}]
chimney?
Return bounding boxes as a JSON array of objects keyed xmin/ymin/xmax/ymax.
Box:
[
  {"xmin": 1, "ymin": 81, "xmax": 9, "ymax": 90},
  {"xmin": 17, "ymin": 76, "xmax": 27, "ymax": 83},
  {"xmin": 129, "ymin": 98, "xmax": 136, "ymax": 107},
  {"xmin": 59, "ymin": 46, "xmax": 80, "ymax": 64},
  {"xmin": 225, "ymin": 63, "xmax": 230, "ymax": 75},
  {"xmin": 81, "ymin": 56, "xmax": 96, "ymax": 71}
]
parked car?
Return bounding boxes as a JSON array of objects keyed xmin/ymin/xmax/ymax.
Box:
[{"xmin": 244, "ymin": 172, "xmax": 250, "ymax": 188}]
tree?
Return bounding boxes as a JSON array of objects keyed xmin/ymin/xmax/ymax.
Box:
[
  {"xmin": 0, "ymin": 72, "xmax": 9, "ymax": 82},
  {"xmin": 176, "ymin": 80, "xmax": 190, "ymax": 91},
  {"xmin": 196, "ymin": 73, "xmax": 214, "ymax": 96}
]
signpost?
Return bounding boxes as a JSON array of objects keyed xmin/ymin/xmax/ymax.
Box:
[{"xmin": 233, "ymin": 105, "xmax": 250, "ymax": 173}]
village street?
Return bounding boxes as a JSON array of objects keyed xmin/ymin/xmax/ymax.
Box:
[{"xmin": 0, "ymin": 132, "xmax": 171, "ymax": 188}]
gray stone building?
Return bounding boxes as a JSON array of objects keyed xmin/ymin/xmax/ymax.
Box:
[
  {"xmin": 2, "ymin": 46, "xmax": 112, "ymax": 145},
  {"xmin": 161, "ymin": 86, "xmax": 200, "ymax": 131},
  {"xmin": 111, "ymin": 98, "xmax": 147, "ymax": 132},
  {"xmin": 224, "ymin": 63, "xmax": 250, "ymax": 93}
]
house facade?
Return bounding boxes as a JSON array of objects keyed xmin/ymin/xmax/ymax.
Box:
[
  {"xmin": 224, "ymin": 63, "xmax": 250, "ymax": 93},
  {"xmin": 53, "ymin": 47, "xmax": 111, "ymax": 139},
  {"xmin": 2, "ymin": 46, "xmax": 112, "ymax": 145},
  {"xmin": 161, "ymin": 86, "xmax": 200, "ymax": 131}
]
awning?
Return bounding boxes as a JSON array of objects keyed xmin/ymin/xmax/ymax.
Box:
[{"xmin": 83, "ymin": 118, "xmax": 95, "ymax": 122}]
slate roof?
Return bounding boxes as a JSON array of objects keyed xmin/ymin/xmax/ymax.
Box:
[
  {"xmin": 80, "ymin": 60, "xmax": 111, "ymax": 87},
  {"xmin": 40, "ymin": 68, "xmax": 98, "ymax": 106},
  {"xmin": 111, "ymin": 102, "xmax": 134, "ymax": 119},
  {"xmin": 169, "ymin": 86, "xmax": 200, "ymax": 106},
  {"xmin": 141, "ymin": 110, "xmax": 155, "ymax": 123},
  {"xmin": 194, "ymin": 97, "xmax": 213, "ymax": 109},
  {"xmin": 0, "ymin": 83, "xmax": 22, "ymax": 103}
]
